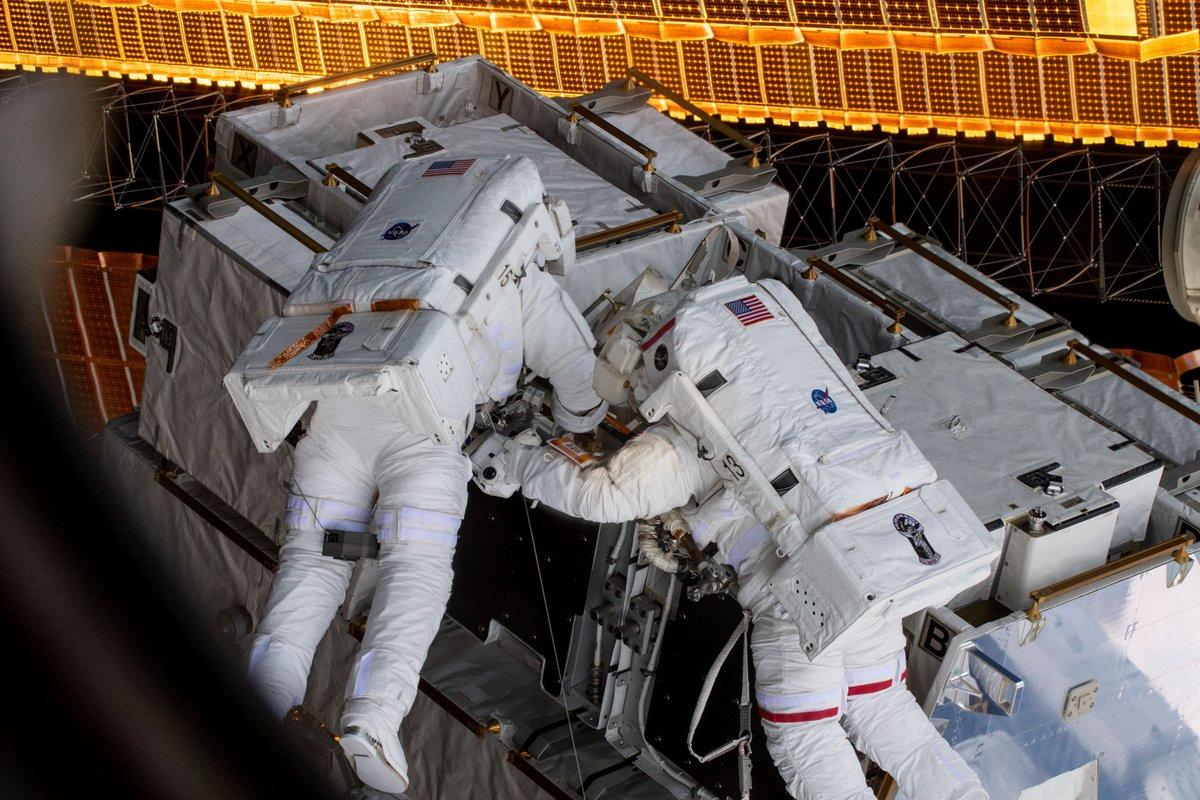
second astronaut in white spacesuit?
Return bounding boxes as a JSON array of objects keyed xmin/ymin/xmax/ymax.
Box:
[
  {"xmin": 478, "ymin": 275, "xmax": 996, "ymax": 800},
  {"xmin": 227, "ymin": 155, "xmax": 605, "ymax": 794}
]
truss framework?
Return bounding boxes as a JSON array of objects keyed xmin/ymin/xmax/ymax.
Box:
[
  {"xmin": 1, "ymin": 71, "xmax": 1178, "ymax": 304},
  {"xmin": 756, "ymin": 128, "xmax": 1175, "ymax": 303}
]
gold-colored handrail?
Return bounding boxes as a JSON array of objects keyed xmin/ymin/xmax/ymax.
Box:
[
  {"xmin": 323, "ymin": 163, "xmax": 373, "ymax": 199},
  {"xmin": 569, "ymin": 103, "xmax": 656, "ymax": 173},
  {"xmin": 868, "ymin": 218, "xmax": 1019, "ymax": 328},
  {"xmin": 576, "ymin": 211, "xmax": 683, "ymax": 251},
  {"xmin": 1026, "ymin": 533, "xmax": 1195, "ymax": 622},
  {"xmin": 1064, "ymin": 339, "xmax": 1200, "ymax": 427},
  {"xmin": 207, "ymin": 172, "xmax": 327, "ymax": 254},
  {"xmin": 275, "ymin": 52, "xmax": 438, "ymax": 107},
  {"xmin": 625, "ymin": 67, "xmax": 762, "ymax": 168},
  {"xmin": 802, "ymin": 255, "xmax": 906, "ymax": 335}
]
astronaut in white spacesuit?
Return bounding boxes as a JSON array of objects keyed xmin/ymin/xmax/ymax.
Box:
[
  {"xmin": 227, "ymin": 155, "xmax": 605, "ymax": 794},
  {"xmin": 476, "ymin": 275, "xmax": 996, "ymax": 800}
]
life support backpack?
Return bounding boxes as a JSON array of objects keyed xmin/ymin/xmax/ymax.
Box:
[{"xmin": 224, "ymin": 155, "xmax": 573, "ymax": 452}]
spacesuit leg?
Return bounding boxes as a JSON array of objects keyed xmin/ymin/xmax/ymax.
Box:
[
  {"xmin": 751, "ymin": 607, "xmax": 874, "ymax": 800},
  {"xmin": 246, "ymin": 418, "xmax": 374, "ymax": 718},
  {"xmin": 840, "ymin": 619, "xmax": 987, "ymax": 800},
  {"xmin": 338, "ymin": 431, "xmax": 471, "ymax": 794}
]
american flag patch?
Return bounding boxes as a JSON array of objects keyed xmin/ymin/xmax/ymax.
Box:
[
  {"xmin": 422, "ymin": 159, "xmax": 475, "ymax": 177},
  {"xmin": 725, "ymin": 295, "xmax": 774, "ymax": 326}
]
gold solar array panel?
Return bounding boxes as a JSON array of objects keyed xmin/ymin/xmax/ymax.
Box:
[{"xmin": 4, "ymin": 0, "xmax": 1200, "ymax": 143}]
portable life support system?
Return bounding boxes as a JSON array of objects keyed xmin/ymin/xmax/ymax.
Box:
[
  {"xmin": 224, "ymin": 155, "xmax": 575, "ymax": 453},
  {"xmin": 634, "ymin": 276, "xmax": 999, "ymax": 658}
]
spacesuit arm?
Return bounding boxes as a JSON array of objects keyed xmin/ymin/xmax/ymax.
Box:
[
  {"xmin": 519, "ymin": 267, "xmax": 607, "ymax": 432},
  {"xmin": 519, "ymin": 424, "xmax": 707, "ymax": 523}
]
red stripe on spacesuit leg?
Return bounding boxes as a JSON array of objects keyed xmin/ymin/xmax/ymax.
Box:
[
  {"xmin": 847, "ymin": 679, "xmax": 895, "ymax": 696},
  {"xmin": 758, "ymin": 706, "xmax": 841, "ymax": 723}
]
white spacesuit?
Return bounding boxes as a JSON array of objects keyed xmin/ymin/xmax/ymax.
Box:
[
  {"xmin": 225, "ymin": 155, "xmax": 605, "ymax": 794},
  {"xmin": 479, "ymin": 275, "xmax": 997, "ymax": 800}
]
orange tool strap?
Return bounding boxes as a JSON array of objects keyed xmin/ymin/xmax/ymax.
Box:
[
  {"xmin": 828, "ymin": 487, "xmax": 913, "ymax": 523},
  {"xmin": 268, "ymin": 304, "xmax": 353, "ymax": 370},
  {"xmin": 370, "ymin": 298, "xmax": 422, "ymax": 312}
]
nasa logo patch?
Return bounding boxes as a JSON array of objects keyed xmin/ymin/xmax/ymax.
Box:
[
  {"xmin": 381, "ymin": 220, "xmax": 420, "ymax": 241},
  {"xmin": 811, "ymin": 388, "xmax": 837, "ymax": 414},
  {"xmin": 893, "ymin": 513, "xmax": 942, "ymax": 566}
]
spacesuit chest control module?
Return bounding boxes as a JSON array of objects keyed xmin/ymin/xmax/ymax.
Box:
[{"xmin": 223, "ymin": 154, "xmax": 585, "ymax": 454}]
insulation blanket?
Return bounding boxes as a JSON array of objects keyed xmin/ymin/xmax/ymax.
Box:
[
  {"xmin": 861, "ymin": 241, "xmax": 1053, "ymax": 334},
  {"xmin": 138, "ymin": 209, "xmax": 297, "ymax": 534},
  {"xmin": 604, "ymin": 105, "xmax": 788, "ymax": 245},
  {"xmin": 327, "ymin": 113, "xmax": 645, "ymax": 240},
  {"xmin": 1062, "ymin": 368, "xmax": 1200, "ymax": 468},
  {"xmin": 765, "ymin": 480, "xmax": 998, "ymax": 658}
]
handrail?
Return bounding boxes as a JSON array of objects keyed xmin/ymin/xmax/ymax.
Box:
[
  {"xmin": 576, "ymin": 211, "xmax": 683, "ymax": 251},
  {"xmin": 322, "ymin": 162, "xmax": 373, "ymax": 199},
  {"xmin": 802, "ymin": 255, "xmax": 906, "ymax": 335},
  {"xmin": 867, "ymin": 217, "xmax": 1019, "ymax": 328},
  {"xmin": 1026, "ymin": 534, "xmax": 1195, "ymax": 622},
  {"xmin": 207, "ymin": 172, "xmax": 327, "ymax": 254},
  {"xmin": 569, "ymin": 103, "xmax": 656, "ymax": 172},
  {"xmin": 275, "ymin": 52, "xmax": 438, "ymax": 107},
  {"xmin": 1064, "ymin": 339, "xmax": 1200, "ymax": 427},
  {"xmin": 625, "ymin": 67, "xmax": 762, "ymax": 168}
]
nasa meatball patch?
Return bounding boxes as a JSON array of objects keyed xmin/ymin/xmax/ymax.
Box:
[
  {"xmin": 381, "ymin": 220, "xmax": 421, "ymax": 241},
  {"xmin": 811, "ymin": 388, "xmax": 837, "ymax": 414}
]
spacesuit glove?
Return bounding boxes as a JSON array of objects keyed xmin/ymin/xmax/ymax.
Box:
[
  {"xmin": 468, "ymin": 430, "xmax": 540, "ymax": 499},
  {"xmin": 552, "ymin": 395, "xmax": 609, "ymax": 435}
]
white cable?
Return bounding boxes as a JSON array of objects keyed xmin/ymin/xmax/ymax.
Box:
[
  {"xmin": 635, "ymin": 575, "xmax": 721, "ymax": 800},
  {"xmin": 685, "ymin": 611, "xmax": 750, "ymax": 763},
  {"xmin": 523, "ymin": 499, "xmax": 588, "ymax": 799}
]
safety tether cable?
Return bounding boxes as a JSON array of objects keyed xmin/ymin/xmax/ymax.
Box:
[
  {"xmin": 686, "ymin": 610, "xmax": 752, "ymax": 765},
  {"xmin": 523, "ymin": 499, "xmax": 589, "ymax": 799}
]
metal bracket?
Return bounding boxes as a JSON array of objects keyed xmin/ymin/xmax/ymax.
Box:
[
  {"xmin": 674, "ymin": 160, "xmax": 779, "ymax": 197},
  {"xmin": 147, "ymin": 316, "xmax": 178, "ymax": 373},
  {"xmin": 1062, "ymin": 679, "xmax": 1099, "ymax": 722},
  {"xmin": 1025, "ymin": 350, "xmax": 1097, "ymax": 390},
  {"xmin": 188, "ymin": 171, "xmax": 308, "ymax": 220},
  {"xmin": 965, "ymin": 311, "xmax": 1036, "ymax": 353},
  {"xmin": 555, "ymin": 77, "xmax": 652, "ymax": 116},
  {"xmin": 284, "ymin": 705, "xmax": 358, "ymax": 788},
  {"xmin": 943, "ymin": 644, "xmax": 1024, "ymax": 716}
]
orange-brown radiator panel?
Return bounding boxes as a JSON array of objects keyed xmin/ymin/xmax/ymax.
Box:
[{"xmin": 39, "ymin": 246, "xmax": 152, "ymax": 432}]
